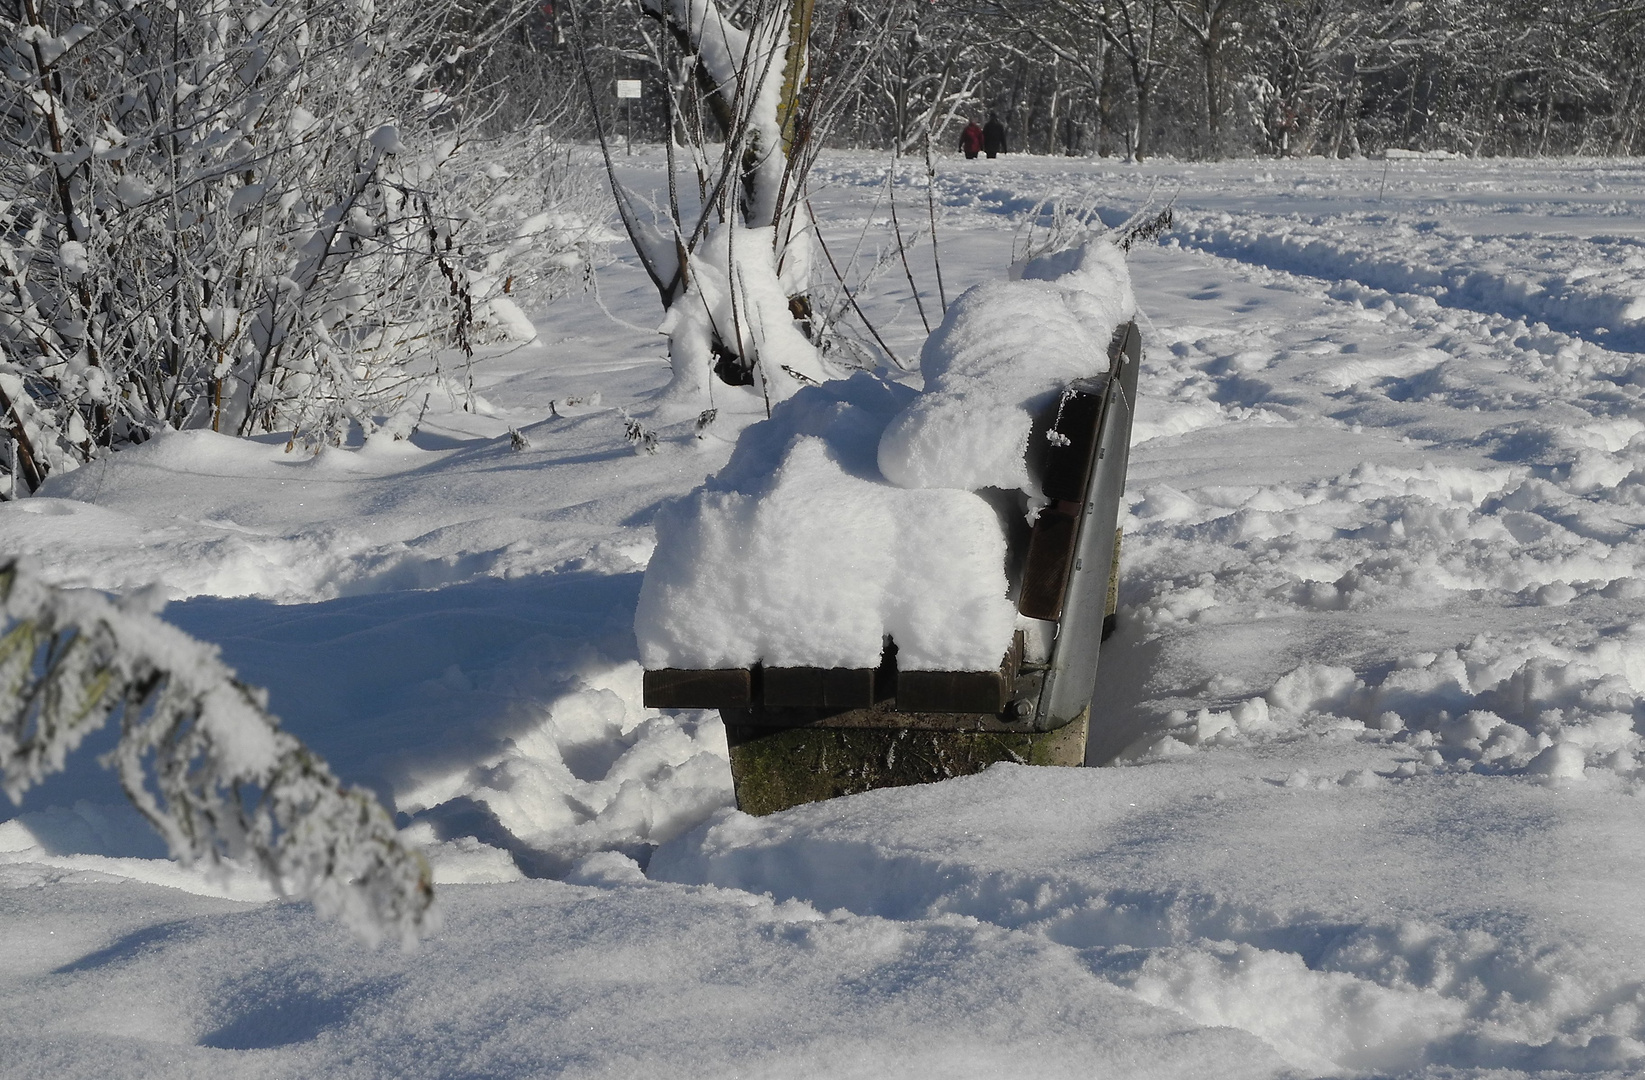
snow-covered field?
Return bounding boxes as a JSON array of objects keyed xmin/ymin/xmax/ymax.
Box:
[{"xmin": 5, "ymin": 151, "xmax": 1645, "ymax": 1079}]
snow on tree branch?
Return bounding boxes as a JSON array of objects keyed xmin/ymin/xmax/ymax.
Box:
[
  {"xmin": 0, "ymin": 0, "xmax": 600, "ymax": 494},
  {"xmin": 0, "ymin": 561, "xmax": 435, "ymax": 947},
  {"xmin": 578, "ymin": 0, "xmax": 920, "ymax": 411}
]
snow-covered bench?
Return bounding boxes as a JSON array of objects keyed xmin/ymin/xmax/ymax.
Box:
[{"xmin": 637, "ymin": 242, "xmax": 1141, "ymax": 813}]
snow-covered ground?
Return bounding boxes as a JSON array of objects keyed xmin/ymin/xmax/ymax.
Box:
[{"xmin": 5, "ymin": 151, "xmax": 1645, "ymax": 1079}]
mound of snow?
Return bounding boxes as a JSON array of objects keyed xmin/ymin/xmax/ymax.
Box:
[
  {"xmin": 878, "ymin": 240, "xmax": 1136, "ymax": 494},
  {"xmin": 637, "ymin": 242, "xmax": 1135, "ymax": 673},
  {"xmin": 635, "ymin": 377, "xmax": 1017, "ymax": 671}
]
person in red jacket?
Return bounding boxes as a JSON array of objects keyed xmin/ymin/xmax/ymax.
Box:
[{"xmin": 959, "ymin": 119, "xmax": 984, "ymax": 159}]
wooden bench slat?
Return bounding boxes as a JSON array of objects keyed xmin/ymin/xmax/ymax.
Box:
[
  {"xmin": 643, "ymin": 667, "xmax": 752, "ymax": 709},
  {"xmin": 1040, "ymin": 386, "xmax": 1104, "ymax": 503},
  {"xmin": 1017, "ymin": 504, "xmax": 1078, "ymax": 620},
  {"xmin": 896, "ymin": 669, "xmax": 1010, "ymax": 714},
  {"xmin": 763, "ymin": 666, "xmax": 877, "ymax": 708}
]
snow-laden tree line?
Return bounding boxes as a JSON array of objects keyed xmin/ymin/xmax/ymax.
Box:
[
  {"xmin": 0, "ymin": 0, "xmax": 609, "ymax": 496},
  {"xmin": 6, "ymin": 0, "xmax": 1633, "ymax": 498},
  {"xmin": 536, "ymin": 0, "xmax": 1645, "ymax": 161}
]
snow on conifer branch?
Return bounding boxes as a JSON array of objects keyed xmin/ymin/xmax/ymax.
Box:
[{"xmin": 0, "ymin": 561, "xmax": 435, "ymax": 946}]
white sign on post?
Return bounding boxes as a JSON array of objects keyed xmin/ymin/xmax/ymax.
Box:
[{"xmin": 616, "ymin": 80, "xmax": 643, "ymax": 99}]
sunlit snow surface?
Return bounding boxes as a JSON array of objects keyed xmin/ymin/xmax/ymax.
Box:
[{"xmin": 5, "ymin": 152, "xmax": 1645, "ymax": 1078}]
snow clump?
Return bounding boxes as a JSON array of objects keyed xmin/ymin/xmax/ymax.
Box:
[
  {"xmin": 638, "ymin": 240, "xmax": 1136, "ymax": 672},
  {"xmin": 636, "ymin": 375, "xmax": 1017, "ymax": 671},
  {"xmin": 879, "ymin": 240, "xmax": 1136, "ymax": 495}
]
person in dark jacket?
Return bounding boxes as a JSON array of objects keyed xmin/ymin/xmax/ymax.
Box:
[
  {"xmin": 983, "ymin": 113, "xmax": 1007, "ymax": 158},
  {"xmin": 959, "ymin": 119, "xmax": 983, "ymax": 159}
]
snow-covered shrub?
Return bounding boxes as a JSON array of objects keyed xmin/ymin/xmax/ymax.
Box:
[
  {"xmin": 444, "ymin": 129, "xmax": 616, "ymax": 338},
  {"xmin": 0, "ymin": 560, "xmax": 434, "ymax": 945},
  {"xmin": 0, "ymin": 0, "xmax": 596, "ymax": 494}
]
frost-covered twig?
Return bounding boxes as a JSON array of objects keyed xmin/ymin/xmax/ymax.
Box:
[
  {"xmin": 0, "ymin": 562, "xmax": 434, "ymax": 947},
  {"xmin": 1115, "ymin": 202, "xmax": 1177, "ymax": 251},
  {"xmin": 1012, "ymin": 186, "xmax": 1175, "ymax": 269},
  {"xmin": 621, "ymin": 410, "xmax": 660, "ymax": 454},
  {"xmin": 0, "ymin": 1, "xmax": 597, "ymax": 491},
  {"xmin": 885, "ymin": 156, "xmax": 933, "ymax": 335},
  {"xmin": 922, "ymin": 131, "xmax": 949, "ymax": 316}
]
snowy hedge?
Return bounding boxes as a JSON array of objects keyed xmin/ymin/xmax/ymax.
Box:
[{"xmin": 0, "ymin": 0, "xmax": 603, "ymax": 494}]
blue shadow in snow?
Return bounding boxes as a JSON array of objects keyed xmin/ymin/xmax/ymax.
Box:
[
  {"xmin": 199, "ymin": 972, "xmax": 399, "ymax": 1050},
  {"xmin": 2, "ymin": 571, "xmax": 645, "ymax": 835},
  {"xmin": 164, "ymin": 571, "xmax": 646, "ymax": 813}
]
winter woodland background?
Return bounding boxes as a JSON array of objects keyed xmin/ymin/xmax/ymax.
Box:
[
  {"xmin": 8, "ymin": 0, "xmax": 1645, "ymax": 496},
  {"xmin": 553, "ymin": 0, "xmax": 1645, "ymax": 161}
]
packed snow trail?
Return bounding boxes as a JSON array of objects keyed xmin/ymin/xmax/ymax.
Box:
[
  {"xmin": 1169, "ymin": 211, "xmax": 1645, "ymax": 352},
  {"xmin": 911, "ymin": 156, "xmax": 1645, "ymax": 350},
  {"xmin": 3, "ymin": 151, "xmax": 1645, "ymax": 1078}
]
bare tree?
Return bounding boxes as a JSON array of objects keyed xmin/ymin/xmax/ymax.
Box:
[
  {"xmin": 1099, "ymin": 0, "xmax": 1175, "ymax": 160},
  {"xmin": 1169, "ymin": 0, "xmax": 1245, "ymax": 156},
  {"xmin": 991, "ymin": 0, "xmax": 1111, "ymax": 155},
  {"xmin": 572, "ymin": 0, "xmax": 902, "ymax": 410}
]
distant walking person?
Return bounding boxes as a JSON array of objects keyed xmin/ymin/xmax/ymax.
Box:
[
  {"xmin": 960, "ymin": 119, "xmax": 984, "ymax": 159},
  {"xmin": 983, "ymin": 112, "xmax": 1007, "ymax": 158}
]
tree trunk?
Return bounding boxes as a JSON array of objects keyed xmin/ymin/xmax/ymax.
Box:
[
  {"xmin": 1538, "ymin": 76, "xmax": 1554, "ymax": 156},
  {"xmin": 1099, "ymin": 44, "xmax": 1119, "ymax": 156},
  {"xmin": 1135, "ymin": 79, "xmax": 1151, "ymax": 160},
  {"xmin": 1201, "ymin": 38, "xmax": 1219, "ymax": 156},
  {"xmin": 777, "ymin": 0, "xmax": 815, "ymax": 157}
]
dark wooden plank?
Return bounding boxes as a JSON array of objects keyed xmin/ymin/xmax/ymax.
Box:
[
  {"xmin": 1036, "ymin": 322, "xmax": 1133, "ymax": 504},
  {"xmin": 1040, "ymin": 386, "xmax": 1103, "ymax": 502},
  {"xmin": 643, "ymin": 667, "xmax": 752, "ymax": 709},
  {"xmin": 894, "ymin": 670, "xmax": 952, "ymax": 712},
  {"xmin": 898, "ymin": 669, "xmax": 1010, "ymax": 713},
  {"xmin": 761, "ymin": 666, "xmax": 822, "ymax": 706},
  {"xmin": 763, "ymin": 666, "xmax": 876, "ymax": 708},
  {"xmin": 1017, "ymin": 505, "xmax": 1077, "ymax": 620},
  {"xmin": 893, "ymin": 632, "xmax": 1021, "ymax": 714},
  {"xmin": 824, "ymin": 666, "xmax": 877, "ymax": 707}
]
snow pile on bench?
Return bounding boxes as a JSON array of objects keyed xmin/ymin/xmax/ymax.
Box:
[
  {"xmin": 879, "ymin": 240, "xmax": 1136, "ymax": 494},
  {"xmin": 637, "ymin": 376, "xmax": 1014, "ymax": 671},
  {"xmin": 635, "ymin": 240, "xmax": 1135, "ymax": 674}
]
